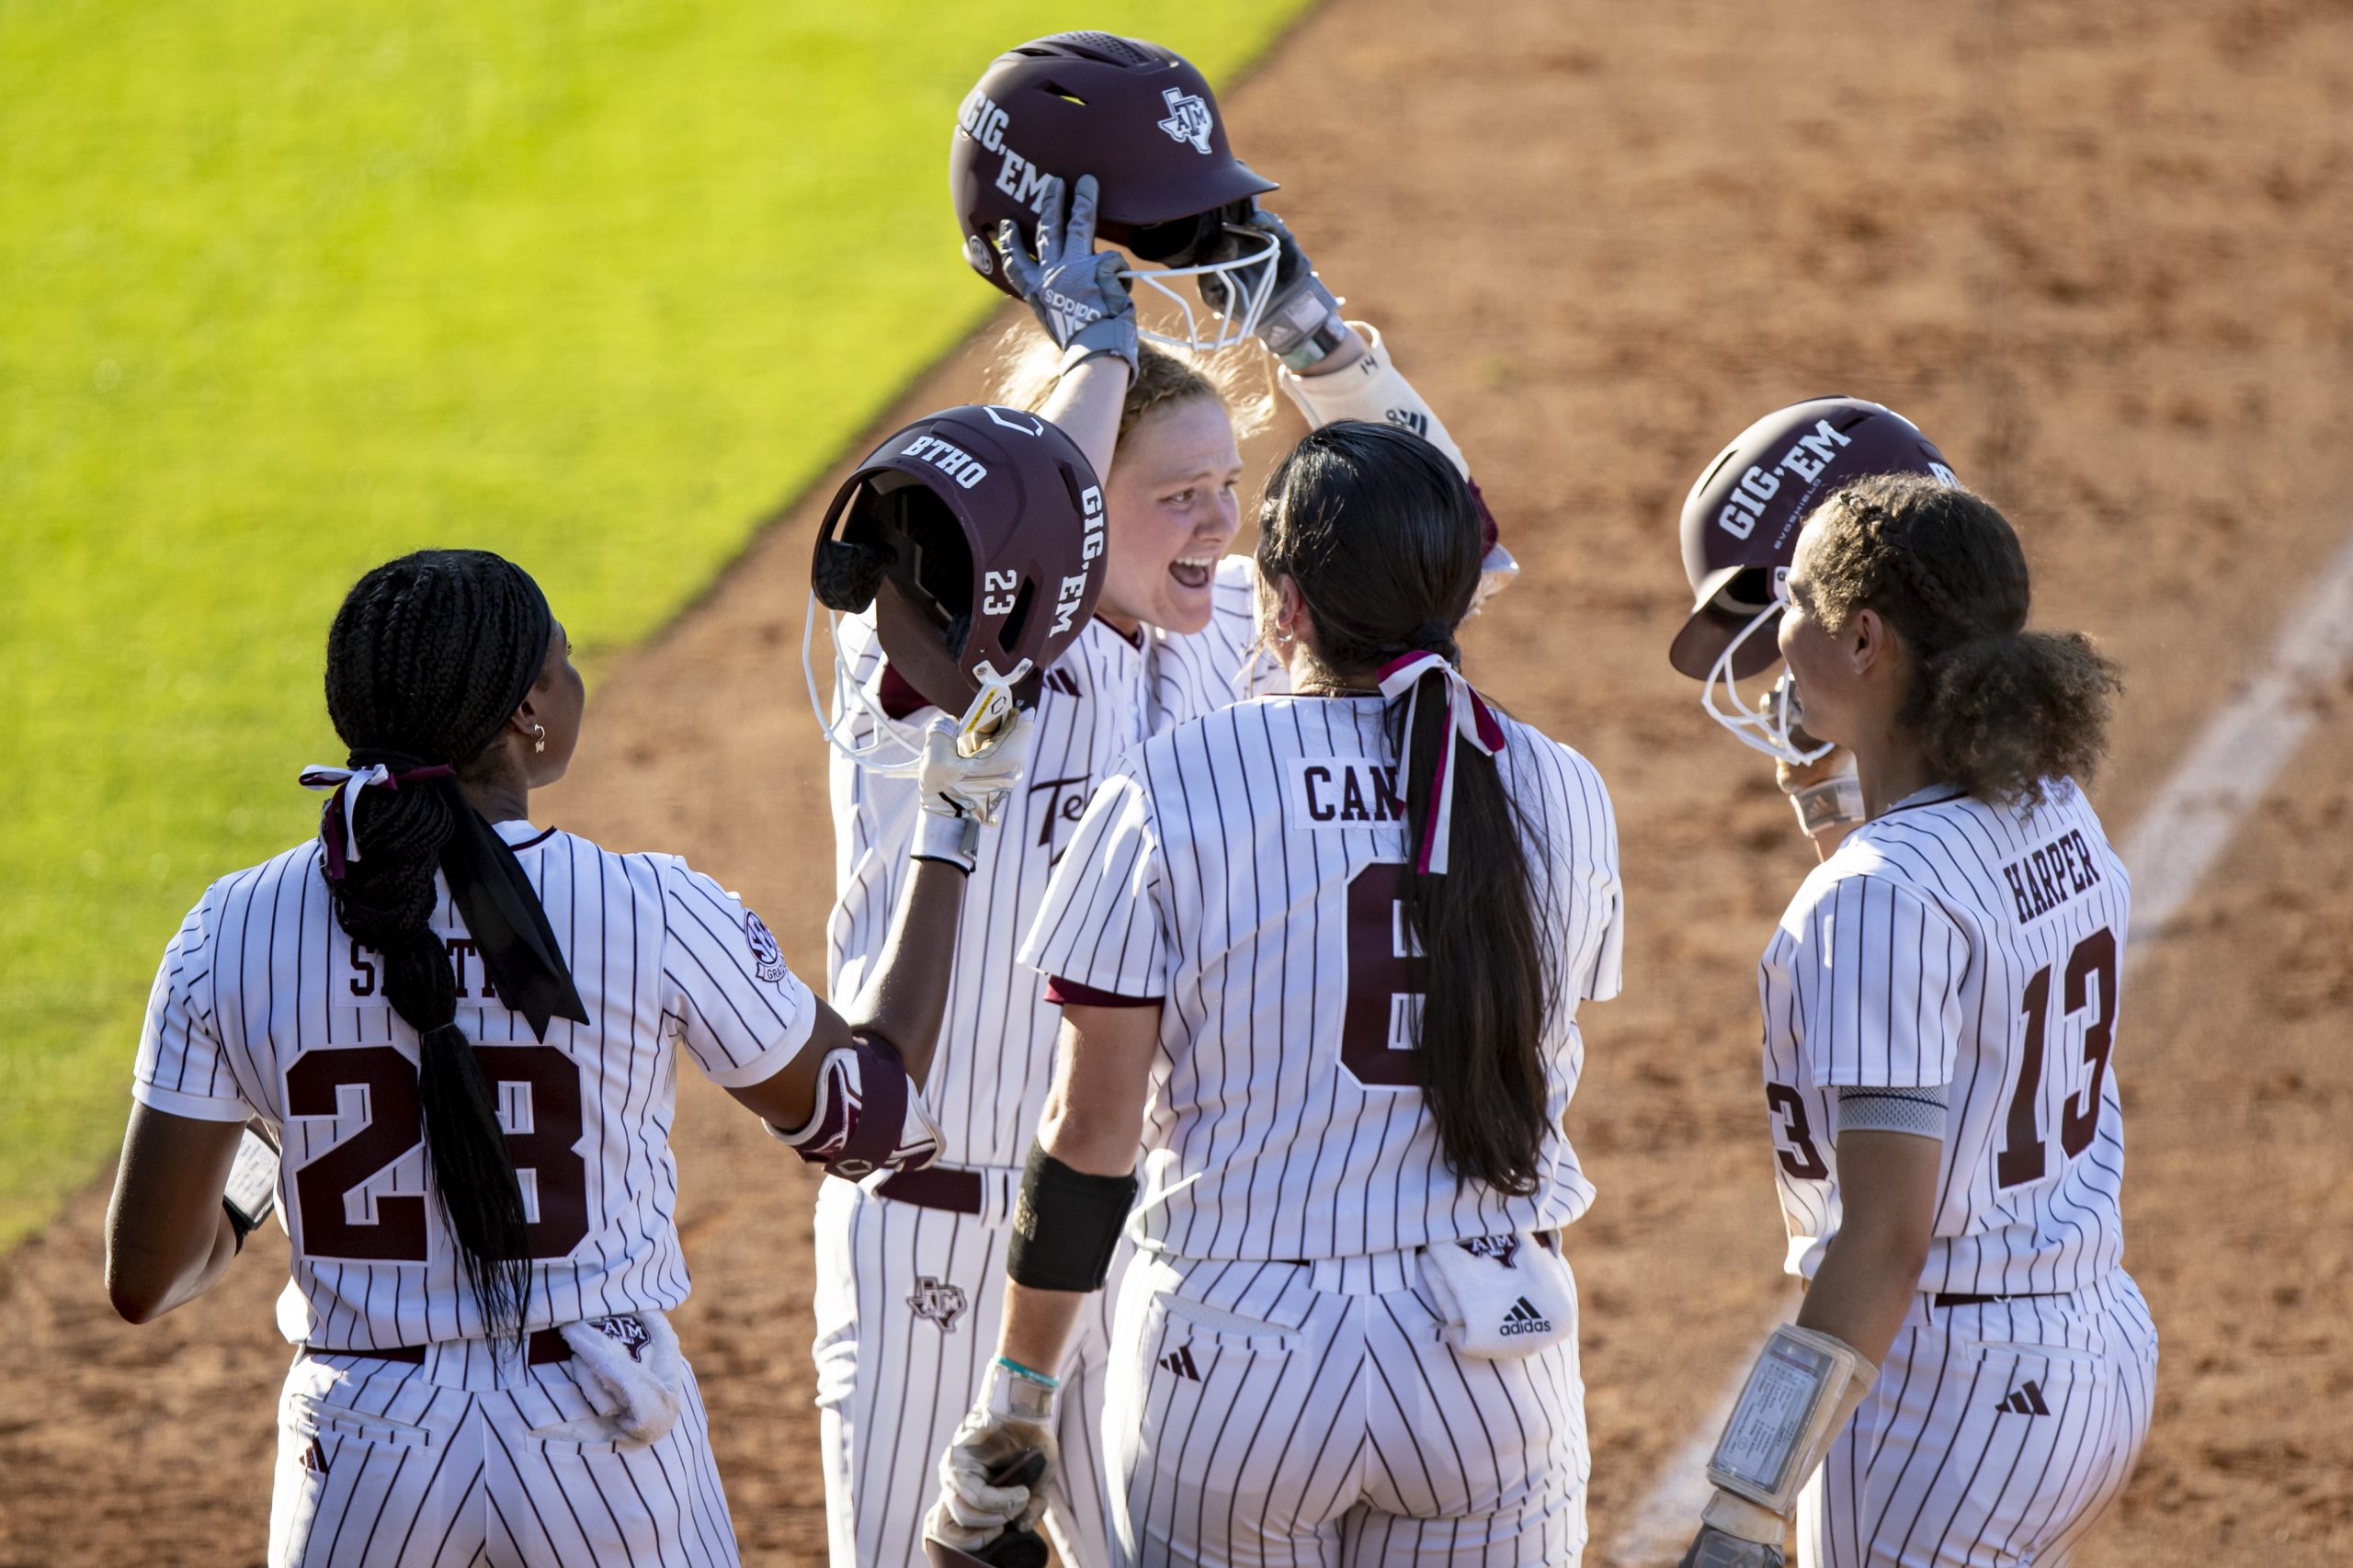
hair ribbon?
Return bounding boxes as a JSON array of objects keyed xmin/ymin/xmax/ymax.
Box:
[
  {"xmin": 1375, "ymin": 652, "xmax": 1506, "ymax": 875},
  {"xmin": 298, "ymin": 762, "xmax": 457, "ymax": 879}
]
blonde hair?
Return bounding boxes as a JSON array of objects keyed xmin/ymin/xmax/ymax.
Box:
[{"xmin": 984, "ymin": 326, "xmax": 1273, "ymax": 450}]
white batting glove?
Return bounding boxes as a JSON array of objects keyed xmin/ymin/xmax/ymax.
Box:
[
  {"xmin": 1199, "ymin": 201, "xmax": 1350, "ymax": 371},
  {"xmin": 995, "ymin": 174, "xmax": 1139, "ymax": 373},
  {"xmin": 925, "ymin": 1359, "xmax": 1059, "ymax": 1551},
  {"xmin": 910, "ymin": 710, "xmax": 1033, "ymax": 871}
]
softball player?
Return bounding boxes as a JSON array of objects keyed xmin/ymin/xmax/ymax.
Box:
[
  {"xmin": 814, "ymin": 133, "xmax": 1509, "ymax": 1568},
  {"xmin": 1675, "ymin": 474, "xmax": 2156, "ymax": 1568},
  {"xmin": 922, "ymin": 421, "xmax": 1623, "ymax": 1568},
  {"xmin": 105, "ymin": 548, "xmax": 1017, "ymax": 1566}
]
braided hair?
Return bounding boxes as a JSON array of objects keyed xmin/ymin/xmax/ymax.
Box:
[
  {"xmin": 1256, "ymin": 421, "xmax": 1555, "ymax": 1196},
  {"xmin": 322, "ymin": 550, "xmax": 556, "ymax": 1349},
  {"xmin": 1806, "ymin": 473, "xmax": 2123, "ymax": 808}
]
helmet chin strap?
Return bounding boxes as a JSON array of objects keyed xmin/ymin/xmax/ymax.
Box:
[
  {"xmin": 1700, "ymin": 597, "xmax": 1836, "ymax": 766},
  {"xmin": 1122, "ymin": 224, "xmax": 1280, "ymax": 351},
  {"xmin": 801, "ymin": 594, "xmax": 1032, "ymax": 775}
]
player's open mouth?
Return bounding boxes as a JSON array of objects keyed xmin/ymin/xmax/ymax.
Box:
[{"xmin": 1170, "ymin": 553, "xmax": 1218, "ymax": 591}]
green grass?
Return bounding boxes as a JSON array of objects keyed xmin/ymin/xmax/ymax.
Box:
[{"xmin": 0, "ymin": 0, "xmax": 1308, "ymax": 1249}]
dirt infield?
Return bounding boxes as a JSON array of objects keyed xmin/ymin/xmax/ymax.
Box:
[{"xmin": 6, "ymin": 1, "xmax": 2348, "ymax": 1562}]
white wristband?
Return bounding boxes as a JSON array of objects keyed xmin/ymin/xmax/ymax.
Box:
[
  {"xmin": 912, "ymin": 811, "xmax": 981, "ymax": 872},
  {"xmin": 1276, "ymin": 326, "xmax": 1470, "ymax": 479},
  {"xmin": 1790, "ymin": 775, "xmax": 1866, "ymax": 839}
]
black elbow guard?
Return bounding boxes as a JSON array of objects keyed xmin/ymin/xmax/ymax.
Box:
[{"xmin": 1006, "ymin": 1142, "xmax": 1137, "ymax": 1293}]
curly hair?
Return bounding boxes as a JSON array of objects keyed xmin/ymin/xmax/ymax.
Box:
[
  {"xmin": 985, "ymin": 327, "xmax": 1273, "ymax": 448},
  {"xmin": 1806, "ymin": 473, "xmax": 2122, "ymax": 808}
]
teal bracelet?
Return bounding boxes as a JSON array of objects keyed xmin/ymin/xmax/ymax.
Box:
[{"xmin": 995, "ymin": 1354, "xmax": 1061, "ymax": 1391}]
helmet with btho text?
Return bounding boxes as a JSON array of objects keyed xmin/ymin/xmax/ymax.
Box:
[{"xmin": 806, "ymin": 405, "xmax": 1106, "ymax": 773}]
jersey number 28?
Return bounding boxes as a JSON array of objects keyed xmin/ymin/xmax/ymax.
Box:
[{"xmin": 285, "ymin": 1043, "xmax": 591, "ymax": 1262}]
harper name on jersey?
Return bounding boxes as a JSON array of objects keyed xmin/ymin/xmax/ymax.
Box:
[
  {"xmin": 1019, "ymin": 693, "xmax": 1625, "ymax": 1263},
  {"xmin": 1760, "ymin": 778, "xmax": 2131, "ymax": 1298},
  {"xmin": 134, "ymin": 820, "xmax": 819, "ymax": 1357}
]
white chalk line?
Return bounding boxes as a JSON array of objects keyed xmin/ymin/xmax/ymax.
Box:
[{"xmin": 1603, "ymin": 527, "xmax": 2353, "ymax": 1564}]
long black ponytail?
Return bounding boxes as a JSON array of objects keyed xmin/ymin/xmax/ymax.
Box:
[
  {"xmin": 1257, "ymin": 423, "xmax": 1554, "ymax": 1196},
  {"xmin": 321, "ymin": 550, "xmax": 558, "ymax": 1348}
]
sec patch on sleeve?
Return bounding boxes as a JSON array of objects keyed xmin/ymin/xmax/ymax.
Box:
[{"xmin": 745, "ymin": 911, "xmax": 790, "ymax": 984}]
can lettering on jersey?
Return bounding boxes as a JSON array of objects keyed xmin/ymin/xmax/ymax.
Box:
[{"xmin": 1020, "ymin": 694, "xmax": 1623, "ymax": 1264}]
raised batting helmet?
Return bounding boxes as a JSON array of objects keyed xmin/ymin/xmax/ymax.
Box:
[
  {"xmin": 951, "ymin": 32, "xmax": 1280, "ymax": 349},
  {"xmin": 1669, "ymin": 397, "xmax": 1957, "ymax": 759},
  {"xmin": 806, "ymin": 405, "xmax": 1105, "ymax": 770}
]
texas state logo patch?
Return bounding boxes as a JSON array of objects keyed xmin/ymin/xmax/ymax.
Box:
[{"xmin": 745, "ymin": 912, "xmax": 789, "ymax": 984}]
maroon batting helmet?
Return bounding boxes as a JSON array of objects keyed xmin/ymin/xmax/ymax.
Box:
[
  {"xmin": 812, "ymin": 405, "xmax": 1106, "ymax": 724},
  {"xmin": 951, "ymin": 33, "xmax": 1279, "ymax": 346},
  {"xmin": 1668, "ymin": 397, "xmax": 1957, "ymax": 682}
]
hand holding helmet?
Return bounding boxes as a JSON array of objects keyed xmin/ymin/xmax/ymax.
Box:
[
  {"xmin": 996, "ymin": 175, "xmax": 1139, "ymax": 374},
  {"xmin": 950, "ymin": 32, "xmax": 1281, "ymax": 352},
  {"xmin": 804, "ymin": 404, "xmax": 1108, "ymax": 781},
  {"xmin": 1200, "ymin": 201, "xmax": 1351, "ymax": 372}
]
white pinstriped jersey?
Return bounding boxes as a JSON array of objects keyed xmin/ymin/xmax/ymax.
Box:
[
  {"xmin": 1019, "ymin": 694, "xmax": 1623, "ymax": 1262},
  {"xmin": 1760, "ymin": 778, "xmax": 2131, "ymax": 1296},
  {"xmin": 132, "ymin": 820, "xmax": 818, "ymax": 1352},
  {"xmin": 825, "ymin": 555, "xmax": 1269, "ymax": 1170}
]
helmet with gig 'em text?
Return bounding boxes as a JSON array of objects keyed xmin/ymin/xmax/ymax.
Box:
[
  {"xmin": 806, "ymin": 405, "xmax": 1105, "ymax": 773},
  {"xmin": 951, "ymin": 32, "xmax": 1281, "ymax": 350},
  {"xmin": 1670, "ymin": 397, "xmax": 1958, "ymax": 761}
]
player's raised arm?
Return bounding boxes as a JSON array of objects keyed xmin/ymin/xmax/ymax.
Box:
[
  {"xmin": 1203, "ymin": 201, "xmax": 1520, "ymax": 601},
  {"xmin": 727, "ymin": 712, "xmax": 1030, "ymax": 1177},
  {"xmin": 995, "ymin": 172, "xmax": 1136, "ymax": 484}
]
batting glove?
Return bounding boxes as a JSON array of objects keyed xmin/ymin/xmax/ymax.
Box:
[
  {"xmin": 926, "ymin": 1358, "xmax": 1059, "ymax": 1551},
  {"xmin": 1201, "ymin": 201, "xmax": 1348, "ymax": 371},
  {"xmin": 910, "ymin": 710, "xmax": 1034, "ymax": 871},
  {"xmin": 1680, "ymin": 1522, "xmax": 1786, "ymax": 1568},
  {"xmin": 996, "ymin": 174, "xmax": 1138, "ymax": 374}
]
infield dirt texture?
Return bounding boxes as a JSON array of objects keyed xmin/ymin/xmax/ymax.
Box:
[{"xmin": 6, "ymin": 1, "xmax": 2348, "ymax": 1562}]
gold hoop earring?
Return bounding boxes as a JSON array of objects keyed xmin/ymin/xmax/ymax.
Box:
[{"xmin": 531, "ymin": 723, "xmax": 547, "ymax": 755}]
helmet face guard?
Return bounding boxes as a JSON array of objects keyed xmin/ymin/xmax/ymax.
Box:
[
  {"xmin": 1667, "ymin": 397, "xmax": 1957, "ymax": 762},
  {"xmin": 952, "ymin": 32, "xmax": 1279, "ymax": 352},
  {"xmin": 1124, "ymin": 221, "xmax": 1280, "ymax": 350},
  {"xmin": 807, "ymin": 405, "xmax": 1106, "ymax": 774},
  {"xmin": 1699, "ymin": 569, "xmax": 1835, "ymax": 766}
]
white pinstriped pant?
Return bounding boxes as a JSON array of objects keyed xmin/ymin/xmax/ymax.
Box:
[
  {"xmin": 267, "ymin": 1346, "xmax": 737, "ymax": 1566},
  {"xmin": 812, "ymin": 1176, "xmax": 1123, "ymax": 1568},
  {"xmin": 1797, "ymin": 1270, "xmax": 2157, "ymax": 1567},
  {"xmin": 1105, "ymin": 1250, "xmax": 1588, "ymax": 1567}
]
